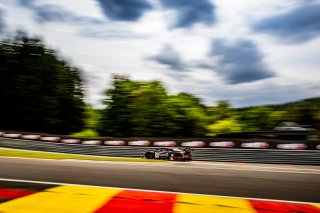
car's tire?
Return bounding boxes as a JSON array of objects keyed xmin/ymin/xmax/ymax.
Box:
[{"xmin": 145, "ymin": 152, "xmax": 154, "ymax": 159}]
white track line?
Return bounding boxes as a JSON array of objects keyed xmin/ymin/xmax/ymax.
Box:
[
  {"xmin": 1, "ymin": 156, "xmax": 319, "ymax": 174},
  {"xmin": 0, "ymin": 178, "xmax": 318, "ymax": 205},
  {"xmin": 185, "ymin": 165, "xmax": 320, "ymax": 174}
]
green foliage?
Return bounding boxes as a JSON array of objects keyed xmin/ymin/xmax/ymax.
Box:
[
  {"xmin": 206, "ymin": 98, "xmax": 320, "ymax": 134},
  {"xmin": 98, "ymin": 76, "xmax": 207, "ymax": 137},
  {"xmin": 83, "ymin": 105, "xmax": 101, "ymax": 130},
  {"xmin": 238, "ymin": 106, "xmax": 273, "ymax": 131},
  {"xmin": 206, "ymin": 117, "xmax": 243, "ymax": 136},
  {"xmin": 0, "ymin": 33, "xmax": 85, "ymax": 134},
  {"xmin": 236, "ymin": 97, "xmax": 320, "ymax": 131},
  {"xmin": 166, "ymin": 93, "xmax": 208, "ymax": 137},
  {"xmin": 268, "ymin": 110, "xmax": 290, "ymax": 128},
  {"xmin": 98, "ymin": 76, "xmax": 319, "ymax": 136},
  {"xmin": 207, "ymin": 100, "xmax": 235, "ymax": 122},
  {"xmin": 71, "ymin": 129, "xmax": 99, "ymax": 138}
]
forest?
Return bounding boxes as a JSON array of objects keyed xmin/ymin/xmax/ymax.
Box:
[{"xmin": 1, "ymin": 34, "xmax": 319, "ymax": 137}]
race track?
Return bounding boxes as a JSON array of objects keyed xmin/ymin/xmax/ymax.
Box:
[{"xmin": 0, "ymin": 157, "xmax": 319, "ymax": 203}]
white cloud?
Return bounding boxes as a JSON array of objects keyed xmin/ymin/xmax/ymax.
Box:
[
  {"xmin": 0, "ymin": 0, "xmax": 319, "ymax": 108},
  {"xmin": 32, "ymin": 0, "xmax": 105, "ymax": 20}
]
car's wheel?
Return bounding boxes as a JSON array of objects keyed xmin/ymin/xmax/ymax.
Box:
[{"xmin": 145, "ymin": 152, "xmax": 154, "ymax": 159}]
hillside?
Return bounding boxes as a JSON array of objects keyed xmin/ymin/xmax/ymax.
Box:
[{"xmin": 235, "ymin": 97, "xmax": 320, "ymax": 131}]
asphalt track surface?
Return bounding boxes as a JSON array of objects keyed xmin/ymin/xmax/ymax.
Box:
[{"xmin": 0, "ymin": 157, "xmax": 319, "ymax": 203}]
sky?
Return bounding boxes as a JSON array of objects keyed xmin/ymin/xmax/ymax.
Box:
[{"xmin": 0, "ymin": 0, "xmax": 319, "ymax": 108}]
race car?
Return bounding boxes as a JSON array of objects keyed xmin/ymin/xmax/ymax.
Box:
[{"xmin": 141, "ymin": 147, "xmax": 192, "ymax": 161}]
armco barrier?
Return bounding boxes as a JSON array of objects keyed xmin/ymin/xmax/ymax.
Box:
[
  {"xmin": 0, "ymin": 130, "xmax": 319, "ymax": 149},
  {"xmin": 21, "ymin": 135, "xmax": 41, "ymax": 140},
  {"xmin": 241, "ymin": 142, "xmax": 269, "ymax": 149},
  {"xmin": 0, "ymin": 138, "xmax": 319, "ymax": 165},
  {"xmin": 40, "ymin": 136, "xmax": 61, "ymax": 142},
  {"xmin": 2, "ymin": 133, "xmax": 22, "ymax": 138},
  {"xmin": 61, "ymin": 139, "xmax": 81, "ymax": 144}
]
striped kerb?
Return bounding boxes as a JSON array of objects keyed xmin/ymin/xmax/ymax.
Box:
[
  {"xmin": 94, "ymin": 190, "xmax": 177, "ymax": 213},
  {"xmin": 0, "ymin": 183, "xmax": 319, "ymax": 213},
  {"xmin": 0, "ymin": 188, "xmax": 35, "ymax": 199},
  {"xmin": 0, "ymin": 185, "xmax": 121, "ymax": 213},
  {"xmin": 249, "ymin": 200, "xmax": 320, "ymax": 213},
  {"xmin": 174, "ymin": 194, "xmax": 257, "ymax": 213}
]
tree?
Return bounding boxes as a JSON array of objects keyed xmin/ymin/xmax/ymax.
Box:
[
  {"xmin": 207, "ymin": 100, "xmax": 235, "ymax": 123},
  {"xmin": 98, "ymin": 76, "xmax": 208, "ymax": 137},
  {"xmin": 268, "ymin": 110, "xmax": 289, "ymax": 128},
  {"xmin": 99, "ymin": 76, "xmax": 136, "ymax": 136},
  {"xmin": 238, "ymin": 106, "xmax": 273, "ymax": 131},
  {"xmin": 0, "ymin": 33, "xmax": 85, "ymax": 134},
  {"xmin": 206, "ymin": 117, "xmax": 243, "ymax": 136},
  {"xmin": 83, "ymin": 104, "xmax": 101, "ymax": 130},
  {"xmin": 166, "ymin": 93, "xmax": 208, "ymax": 137}
]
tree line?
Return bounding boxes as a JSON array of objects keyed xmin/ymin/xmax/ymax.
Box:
[
  {"xmin": 0, "ymin": 33, "xmax": 84, "ymax": 134},
  {"xmin": 1, "ymin": 34, "xmax": 319, "ymax": 137}
]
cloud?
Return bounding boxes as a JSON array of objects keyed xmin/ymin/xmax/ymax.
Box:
[
  {"xmin": 15, "ymin": 0, "xmax": 100, "ymax": 24},
  {"xmin": 0, "ymin": 10, "xmax": 4, "ymax": 33},
  {"xmin": 148, "ymin": 44, "xmax": 186, "ymax": 71},
  {"xmin": 3, "ymin": 0, "xmax": 319, "ymax": 108},
  {"xmin": 254, "ymin": 2, "xmax": 320, "ymax": 43},
  {"xmin": 197, "ymin": 79, "xmax": 320, "ymax": 107},
  {"xmin": 161, "ymin": 0, "xmax": 215, "ymax": 28},
  {"xmin": 34, "ymin": 4, "xmax": 81, "ymax": 23},
  {"xmin": 97, "ymin": 0, "xmax": 152, "ymax": 21},
  {"xmin": 79, "ymin": 28, "xmax": 149, "ymax": 40},
  {"xmin": 16, "ymin": 0, "xmax": 32, "ymax": 7},
  {"xmin": 209, "ymin": 39, "xmax": 274, "ymax": 84}
]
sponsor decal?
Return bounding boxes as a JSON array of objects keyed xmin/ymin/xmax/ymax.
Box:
[
  {"xmin": 128, "ymin": 141, "xmax": 151, "ymax": 146},
  {"xmin": 21, "ymin": 135, "xmax": 41, "ymax": 140},
  {"xmin": 277, "ymin": 143, "xmax": 307, "ymax": 150},
  {"xmin": 82, "ymin": 140, "xmax": 102, "ymax": 145},
  {"xmin": 181, "ymin": 141, "xmax": 206, "ymax": 147},
  {"xmin": 40, "ymin": 136, "xmax": 61, "ymax": 142},
  {"xmin": 3, "ymin": 133, "xmax": 22, "ymax": 138},
  {"xmin": 153, "ymin": 141, "xmax": 177, "ymax": 147},
  {"xmin": 241, "ymin": 142, "xmax": 269, "ymax": 149},
  {"xmin": 210, "ymin": 141, "xmax": 235, "ymax": 148},
  {"xmin": 104, "ymin": 141, "xmax": 126, "ymax": 146},
  {"xmin": 159, "ymin": 152, "xmax": 169, "ymax": 157},
  {"xmin": 61, "ymin": 139, "xmax": 81, "ymax": 144}
]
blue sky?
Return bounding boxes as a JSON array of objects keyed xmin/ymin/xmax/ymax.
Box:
[{"xmin": 0, "ymin": 0, "xmax": 319, "ymax": 108}]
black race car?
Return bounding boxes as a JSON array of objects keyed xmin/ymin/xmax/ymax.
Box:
[{"xmin": 141, "ymin": 148, "xmax": 192, "ymax": 161}]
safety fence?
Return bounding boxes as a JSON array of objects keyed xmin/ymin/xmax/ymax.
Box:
[
  {"xmin": 0, "ymin": 138, "xmax": 319, "ymax": 165},
  {"xmin": 0, "ymin": 130, "xmax": 319, "ymax": 150}
]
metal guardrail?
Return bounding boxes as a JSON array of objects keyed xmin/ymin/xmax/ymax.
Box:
[
  {"xmin": 1, "ymin": 138, "xmax": 319, "ymax": 165},
  {"xmin": 1, "ymin": 130, "xmax": 319, "ymax": 150}
]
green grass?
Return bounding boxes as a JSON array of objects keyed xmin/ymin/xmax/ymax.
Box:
[{"xmin": 0, "ymin": 148, "xmax": 165, "ymax": 163}]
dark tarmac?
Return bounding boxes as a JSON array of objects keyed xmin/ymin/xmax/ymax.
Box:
[{"xmin": 0, "ymin": 157, "xmax": 319, "ymax": 203}]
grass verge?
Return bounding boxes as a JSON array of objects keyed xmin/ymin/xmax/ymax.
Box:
[{"xmin": 0, "ymin": 148, "xmax": 165, "ymax": 163}]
